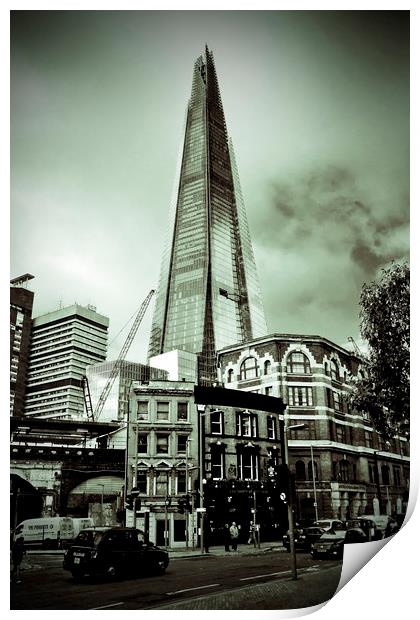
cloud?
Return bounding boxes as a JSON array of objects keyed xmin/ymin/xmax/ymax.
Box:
[{"xmin": 252, "ymin": 164, "xmax": 409, "ymax": 343}]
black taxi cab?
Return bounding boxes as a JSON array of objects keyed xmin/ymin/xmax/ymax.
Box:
[{"xmin": 63, "ymin": 527, "xmax": 169, "ymax": 580}]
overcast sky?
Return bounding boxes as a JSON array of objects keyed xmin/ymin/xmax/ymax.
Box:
[{"xmin": 10, "ymin": 10, "xmax": 409, "ymax": 361}]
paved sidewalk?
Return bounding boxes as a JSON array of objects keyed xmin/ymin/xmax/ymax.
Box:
[{"xmin": 167, "ymin": 542, "xmax": 284, "ymax": 559}]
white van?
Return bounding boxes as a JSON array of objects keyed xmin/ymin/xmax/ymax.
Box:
[
  {"xmin": 14, "ymin": 517, "xmax": 74, "ymax": 548},
  {"xmin": 71, "ymin": 518, "xmax": 94, "ymax": 538}
]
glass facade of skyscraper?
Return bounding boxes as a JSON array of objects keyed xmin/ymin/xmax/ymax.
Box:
[{"xmin": 148, "ymin": 47, "xmax": 267, "ymax": 383}]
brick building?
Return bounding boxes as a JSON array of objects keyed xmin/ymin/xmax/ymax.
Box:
[{"xmin": 216, "ymin": 334, "xmax": 409, "ymax": 524}]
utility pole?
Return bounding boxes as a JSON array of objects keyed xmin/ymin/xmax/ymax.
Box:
[
  {"xmin": 279, "ymin": 407, "xmax": 306, "ymax": 581},
  {"xmin": 310, "ymin": 444, "xmax": 319, "ymax": 522},
  {"xmin": 185, "ymin": 440, "xmax": 190, "ymax": 550}
]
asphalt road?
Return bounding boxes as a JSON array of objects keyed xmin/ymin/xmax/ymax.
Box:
[{"xmin": 10, "ymin": 551, "xmax": 342, "ymax": 610}]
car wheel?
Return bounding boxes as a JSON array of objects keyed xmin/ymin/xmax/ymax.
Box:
[
  {"xmin": 155, "ymin": 559, "xmax": 167, "ymax": 575},
  {"xmin": 71, "ymin": 571, "xmax": 84, "ymax": 582},
  {"xmin": 106, "ymin": 565, "xmax": 118, "ymax": 578},
  {"xmin": 312, "ymin": 552, "xmax": 318, "ymax": 560}
]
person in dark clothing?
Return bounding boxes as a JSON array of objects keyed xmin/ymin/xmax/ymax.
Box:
[
  {"xmin": 229, "ymin": 522, "xmax": 239, "ymax": 551},
  {"xmin": 11, "ymin": 537, "xmax": 26, "ymax": 583},
  {"xmin": 224, "ymin": 523, "xmax": 231, "ymax": 552}
]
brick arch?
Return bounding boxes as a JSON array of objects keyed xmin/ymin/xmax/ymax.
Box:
[
  {"xmin": 68, "ymin": 474, "xmax": 124, "ymax": 496},
  {"xmin": 281, "ymin": 343, "xmax": 317, "ymax": 370}
]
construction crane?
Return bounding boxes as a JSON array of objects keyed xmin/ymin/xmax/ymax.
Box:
[
  {"xmin": 347, "ymin": 336, "xmax": 362, "ymax": 357},
  {"xmin": 84, "ymin": 289, "xmax": 155, "ymax": 422}
]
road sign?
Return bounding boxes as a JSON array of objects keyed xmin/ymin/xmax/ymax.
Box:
[{"xmin": 196, "ymin": 508, "xmax": 206, "ymax": 512}]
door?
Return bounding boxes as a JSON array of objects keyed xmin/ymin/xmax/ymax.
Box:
[{"xmin": 155, "ymin": 519, "xmax": 168, "ymax": 547}]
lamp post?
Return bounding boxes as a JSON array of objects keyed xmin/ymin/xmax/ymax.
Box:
[
  {"xmin": 196, "ymin": 405, "xmax": 223, "ymax": 554},
  {"xmin": 281, "ymin": 407, "xmax": 306, "ymax": 581},
  {"xmin": 185, "ymin": 438, "xmax": 192, "ymax": 550},
  {"xmin": 310, "ymin": 444, "xmax": 319, "ymax": 522},
  {"xmin": 197, "ymin": 404, "xmax": 206, "ymax": 554}
]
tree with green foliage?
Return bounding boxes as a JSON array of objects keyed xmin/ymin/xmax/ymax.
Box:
[{"xmin": 351, "ymin": 262, "xmax": 409, "ymax": 439}]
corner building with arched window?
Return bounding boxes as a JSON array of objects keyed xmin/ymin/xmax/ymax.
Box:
[{"xmin": 217, "ymin": 333, "xmax": 409, "ymax": 524}]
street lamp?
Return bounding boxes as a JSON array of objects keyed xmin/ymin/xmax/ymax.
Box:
[
  {"xmin": 310, "ymin": 444, "xmax": 319, "ymax": 522},
  {"xmin": 281, "ymin": 407, "xmax": 306, "ymax": 581},
  {"xmin": 185, "ymin": 438, "xmax": 192, "ymax": 550},
  {"xmin": 197, "ymin": 405, "xmax": 223, "ymax": 554}
]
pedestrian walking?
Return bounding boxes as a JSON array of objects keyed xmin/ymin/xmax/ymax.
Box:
[
  {"xmin": 229, "ymin": 522, "xmax": 239, "ymax": 551},
  {"xmin": 223, "ymin": 523, "xmax": 231, "ymax": 552},
  {"xmin": 11, "ymin": 537, "xmax": 26, "ymax": 583},
  {"xmin": 247, "ymin": 521, "xmax": 255, "ymax": 545}
]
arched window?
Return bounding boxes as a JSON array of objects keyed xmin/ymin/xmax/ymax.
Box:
[
  {"xmin": 330, "ymin": 360, "xmax": 340, "ymax": 382},
  {"xmin": 295, "ymin": 460, "xmax": 306, "ymax": 481},
  {"xmin": 240, "ymin": 357, "xmax": 259, "ymax": 380},
  {"xmin": 339, "ymin": 459, "xmax": 349, "ymax": 482},
  {"xmin": 264, "ymin": 360, "xmax": 271, "ymax": 375},
  {"xmin": 308, "ymin": 460, "xmax": 318, "ymax": 481},
  {"xmin": 286, "ymin": 352, "xmax": 311, "ymax": 374},
  {"xmin": 227, "ymin": 369, "xmax": 234, "ymax": 383}
]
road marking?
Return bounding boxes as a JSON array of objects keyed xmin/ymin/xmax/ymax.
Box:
[
  {"xmin": 91, "ymin": 602, "xmax": 125, "ymax": 610},
  {"xmin": 166, "ymin": 583, "xmax": 220, "ymax": 595},
  {"xmin": 240, "ymin": 570, "xmax": 290, "ymax": 581}
]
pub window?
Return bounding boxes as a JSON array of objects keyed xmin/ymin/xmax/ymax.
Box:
[
  {"xmin": 211, "ymin": 450, "xmax": 224, "ymax": 479},
  {"xmin": 210, "ymin": 410, "xmax": 223, "ymax": 435},
  {"xmin": 238, "ymin": 451, "xmax": 258, "ymax": 480},
  {"xmin": 236, "ymin": 411, "xmax": 258, "ymax": 438},
  {"xmin": 227, "ymin": 369, "xmax": 234, "ymax": 383},
  {"xmin": 264, "ymin": 360, "xmax": 271, "ymax": 375},
  {"xmin": 267, "ymin": 416, "xmax": 276, "ymax": 440}
]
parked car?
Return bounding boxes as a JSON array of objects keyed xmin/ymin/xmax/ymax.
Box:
[
  {"xmin": 282, "ymin": 527, "xmax": 325, "ymax": 552},
  {"xmin": 357, "ymin": 514, "xmax": 393, "ymax": 539},
  {"xmin": 63, "ymin": 527, "xmax": 169, "ymax": 580},
  {"xmin": 346, "ymin": 518, "xmax": 379, "ymax": 541},
  {"xmin": 311, "ymin": 527, "xmax": 367, "ymax": 560},
  {"xmin": 312, "ymin": 519, "xmax": 344, "ymax": 532}
]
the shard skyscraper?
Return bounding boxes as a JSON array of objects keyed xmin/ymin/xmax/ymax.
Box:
[{"xmin": 148, "ymin": 47, "xmax": 267, "ymax": 383}]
